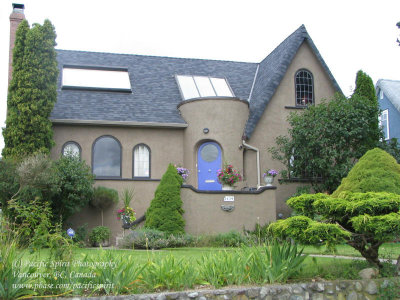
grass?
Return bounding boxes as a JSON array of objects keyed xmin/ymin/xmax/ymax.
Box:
[{"xmin": 302, "ymin": 242, "xmax": 400, "ymax": 259}]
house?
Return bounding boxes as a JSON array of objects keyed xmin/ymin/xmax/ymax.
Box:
[
  {"xmin": 8, "ymin": 4, "xmax": 341, "ymax": 243},
  {"xmin": 376, "ymin": 79, "xmax": 400, "ymax": 141}
]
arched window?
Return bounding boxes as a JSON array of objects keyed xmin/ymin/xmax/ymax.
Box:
[
  {"xmin": 92, "ymin": 136, "xmax": 121, "ymax": 177},
  {"xmin": 62, "ymin": 141, "xmax": 81, "ymax": 158},
  {"xmin": 133, "ymin": 144, "xmax": 150, "ymax": 178},
  {"xmin": 295, "ymin": 69, "xmax": 314, "ymax": 106}
]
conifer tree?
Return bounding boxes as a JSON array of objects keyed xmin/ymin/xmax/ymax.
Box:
[
  {"xmin": 269, "ymin": 148, "xmax": 400, "ymax": 268},
  {"xmin": 2, "ymin": 19, "xmax": 58, "ymax": 158},
  {"xmin": 145, "ymin": 164, "xmax": 185, "ymax": 234},
  {"xmin": 353, "ymin": 70, "xmax": 380, "ymax": 149}
]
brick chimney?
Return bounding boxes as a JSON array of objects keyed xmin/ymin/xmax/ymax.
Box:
[{"xmin": 8, "ymin": 3, "xmax": 25, "ymax": 85}]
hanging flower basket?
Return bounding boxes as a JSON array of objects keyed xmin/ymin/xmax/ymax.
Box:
[{"xmin": 217, "ymin": 164, "xmax": 242, "ymax": 188}]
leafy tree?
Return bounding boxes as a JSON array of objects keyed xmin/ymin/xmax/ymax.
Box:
[
  {"xmin": 2, "ymin": 19, "xmax": 58, "ymax": 158},
  {"xmin": 269, "ymin": 93, "xmax": 381, "ymax": 193},
  {"xmin": 145, "ymin": 164, "xmax": 185, "ymax": 234},
  {"xmin": 268, "ymin": 148, "xmax": 400, "ymax": 268},
  {"xmin": 51, "ymin": 155, "xmax": 94, "ymax": 223},
  {"xmin": 1, "ymin": 154, "xmax": 94, "ymax": 233}
]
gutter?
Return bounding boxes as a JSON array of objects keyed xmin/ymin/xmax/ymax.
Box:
[
  {"xmin": 242, "ymin": 140, "xmax": 261, "ymax": 189},
  {"xmin": 51, "ymin": 119, "xmax": 188, "ymax": 129}
]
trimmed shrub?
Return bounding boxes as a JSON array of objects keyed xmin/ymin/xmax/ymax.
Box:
[
  {"xmin": 90, "ymin": 186, "xmax": 118, "ymax": 209},
  {"xmin": 332, "ymin": 148, "xmax": 400, "ymax": 196},
  {"xmin": 145, "ymin": 164, "xmax": 185, "ymax": 234},
  {"xmin": 119, "ymin": 229, "xmax": 193, "ymax": 249}
]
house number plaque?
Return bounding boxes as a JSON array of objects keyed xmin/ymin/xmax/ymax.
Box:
[{"xmin": 224, "ymin": 196, "xmax": 234, "ymax": 202}]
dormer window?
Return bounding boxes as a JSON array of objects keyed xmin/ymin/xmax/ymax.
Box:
[
  {"xmin": 176, "ymin": 75, "xmax": 234, "ymax": 100},
  {"xmin": 62, "ymin": 66, "xmax": 131, "ymax": 92},
  {"xmin": 295, "ymin": 69, "xmax": 314, "ymax": 106}
]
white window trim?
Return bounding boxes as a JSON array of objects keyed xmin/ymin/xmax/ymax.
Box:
[{"xmin": 379, "ymin": 109, "xmax": 390, "ymax": 140}]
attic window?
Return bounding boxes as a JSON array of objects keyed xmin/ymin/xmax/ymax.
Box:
[
  {"xmin": 176, "ymin": 75, "xmax": 234, "ymax": 100},
  {"xmin": 62, "ymin": 66, "xmax": 131, "ymax": 92}
]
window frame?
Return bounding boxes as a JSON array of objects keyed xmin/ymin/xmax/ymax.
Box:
[
  {"xmin": 91, "ymin": 135, "xmax": 122, "ymax": 179},
  {"xmin": 175, "ymin": 75, "xmax": 235, "ymax": 100},
  {"xmin": 61, "ymin": 141, "xmax": 81, "ymax": 159},
  {"xmin": 379, "ymin": 109, "xmax": 390, "ymax": 140},
  {"xmin": 132, "ymin": 143, "xmax": 151, "ymax": 179},
  {"xmin": 294, "ymin": 69, "xmax": 314, "ymax": 107}
]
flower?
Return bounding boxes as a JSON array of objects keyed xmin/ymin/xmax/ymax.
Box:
[
  {"xmin": 217, "ymin": 163, "xmax": 242, "ymax": 186},
  {"xmin": 175, "ymin": 165, "xmax": 190, "ymax": 180},
  {"xmin": 263, "ymin": 169, "xmax": 278, "ymax": 178},
  {"xmin": 117, "ymin": 206, "xmax": 136, "ymax": 223}
]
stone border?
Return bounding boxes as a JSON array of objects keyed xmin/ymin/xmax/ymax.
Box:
[{"xmin": 64, "ymin": 278, "xmax": 399, "ymax": 300}]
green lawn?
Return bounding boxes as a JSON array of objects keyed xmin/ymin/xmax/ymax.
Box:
[{"xmin": 302, "ymin": 243, "xmax": 400, "ymax": 259}]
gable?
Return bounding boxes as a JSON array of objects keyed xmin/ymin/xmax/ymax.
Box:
[{"xmin": 244, "ymin": 25, "xmax": 342, "ymax": 139}]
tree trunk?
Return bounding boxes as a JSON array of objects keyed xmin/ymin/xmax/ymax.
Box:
[{"xmin": 348, "ymin": 239, "xmax": 383, "ymax": 268}]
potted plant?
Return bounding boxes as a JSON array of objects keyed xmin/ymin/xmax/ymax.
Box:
[
  {"xmin": 217, "ymin": 164, "xmax": 242, "ymax": 190},
  {"xmin": 175, "ymin": 165, "xmax": 190, "ymax": 182},
  {"xmin": 89, "ymin": 226, "xmax": 111, "ymax": 247},
  {"xmin": 263, "ymin": 169, "xmax": 278, "ymax": 186},
  {"xmin": 117, "ymin": 189, "xmax": 136, "ymax": 229}
]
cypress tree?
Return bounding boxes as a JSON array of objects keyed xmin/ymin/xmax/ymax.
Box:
[
  {"xmin": 353, "ymin": 70, "xmax": 380, "ymax": 150},
  {"xmin": 145, "ymin": 164, "xmax": 185, "ymax": 234},
  {"xmin": 2, "ymin": 19, "xmax": 58, "ymax": 158}
]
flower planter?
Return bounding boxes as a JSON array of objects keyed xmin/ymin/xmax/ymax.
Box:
[
  {"xmin": 222, "ymin": 185, "xmax": 235, "ymax": 191},
  {"xmin": 264, "ymin": 176, "xmax": 274, "ymax": 186}
]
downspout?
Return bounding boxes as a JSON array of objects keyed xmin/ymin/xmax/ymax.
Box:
[{"xmin": 242, "ymin": 140, "xmax": 261, "ymax": 189}]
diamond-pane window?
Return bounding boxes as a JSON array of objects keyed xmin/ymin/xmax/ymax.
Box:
[{"xmin": 295, "ymin": 70, "xmax": 314, "ymax": 106}]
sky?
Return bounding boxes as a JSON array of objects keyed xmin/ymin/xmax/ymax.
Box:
[{"xmin": 0, "ymin": 0, "xmax": 399, "ymax": 155}]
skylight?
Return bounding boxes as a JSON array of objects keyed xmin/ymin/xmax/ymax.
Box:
[
  {"xmin": 176, "ymin": 75, "xmax": 234, "ymax": 100},
  {"xmin": 62, "ymin": 66, "xmax": 131, "ymax": 92}
]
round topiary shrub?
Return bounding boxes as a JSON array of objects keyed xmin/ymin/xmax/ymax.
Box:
[{"xmin": 332, "ymin": 148, "xmax": 400, "ymax": 197}]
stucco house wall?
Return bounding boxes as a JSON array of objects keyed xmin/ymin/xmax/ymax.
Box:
[{"xmin": 244, "ymin": 42, "xmax": 337, "ymax": 217}]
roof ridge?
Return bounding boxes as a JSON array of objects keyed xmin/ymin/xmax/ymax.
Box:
[{"xmin": 55, "ymin": 48, "xmax": 258, "ymax": 65}]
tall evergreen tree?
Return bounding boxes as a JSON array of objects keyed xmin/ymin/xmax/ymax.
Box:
[
  {"xmin": 2, "ymin": 19, "xmax": 58, "ymax": 158},
  {"xmin": 353, "ymin": 70, "xmax": 380, "ymax": 151}
]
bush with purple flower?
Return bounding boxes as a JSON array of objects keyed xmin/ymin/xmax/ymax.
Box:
[
  {"xmin": 263, "ymin": 169, "xmax": 278, "ymax": 178},
  {"xmin": 175, "ymin": 165, "xmax": 190, "ymax": 181},
  {"xmin": 217, "ymin": 164, "xmax": 243, "ymax": 186}
]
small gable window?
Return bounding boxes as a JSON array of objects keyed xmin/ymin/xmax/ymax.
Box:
[
  {"xmin": 295, "ymin": 70, "xmax": 314, "ymax": 106},
  {"xmin": 62, "ymin": 141, "xmax": 81, "ymax": 158},
  {"xmin": 133, "ymin": 144, "xmax": 150, "ymax": 178},
  {"xmin": 176, "ymin": 75, "xmax": 234, "ymax": 100},
  {"xmin": 92, "ymin": 136, "xmax": 121, "ymax": 177}
]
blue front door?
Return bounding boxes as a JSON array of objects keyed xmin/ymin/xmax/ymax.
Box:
[{"xmin": 198, "ymin": 142, "xmax": 222, "ymax": 190}]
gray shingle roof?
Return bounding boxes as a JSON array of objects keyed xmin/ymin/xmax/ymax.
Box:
[
  {"xmin": 244, "ymin": 25, "xmax": 342, "ymax": 138},
  {"xmin": 376, "ymin": 79, "xmax": 400, "ymax": 113},
  {"xmin": 51, "ymin": 25, "xmax": 341, "ymax": 137},
  {"xmin": 52, "ymin": 51, "xmax": 257, "ymax": 124}
]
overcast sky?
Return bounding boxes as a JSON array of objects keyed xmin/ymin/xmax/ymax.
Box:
[{"xmin": 0, "ymin": 0, "xmax": 399, "ymax": 155}]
